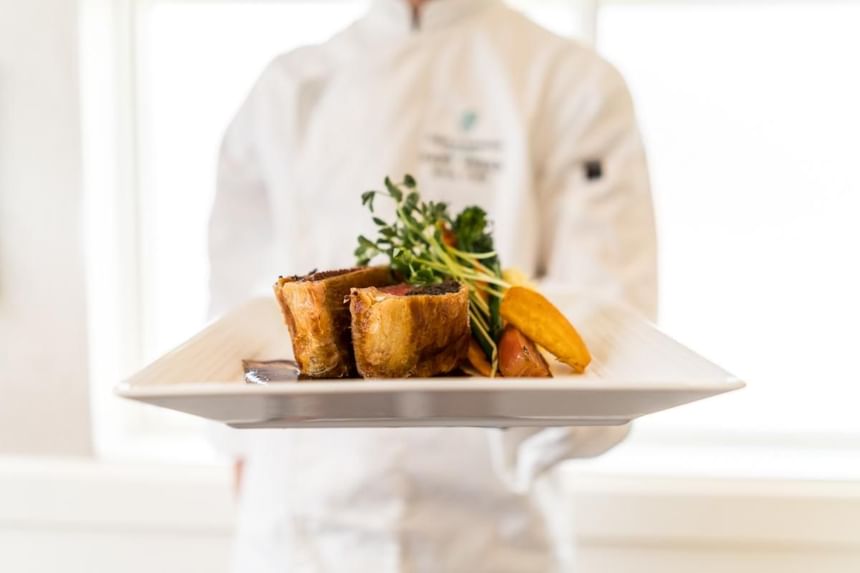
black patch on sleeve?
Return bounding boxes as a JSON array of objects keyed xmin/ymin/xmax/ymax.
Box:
[{"xmin": 585, "ymin": 160, "xmax": 603, "ymax": 181}]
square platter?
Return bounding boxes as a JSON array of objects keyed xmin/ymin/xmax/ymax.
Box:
[{"xmin": 116, "ymin": 296, "xmax": 743, "ymax": 429}]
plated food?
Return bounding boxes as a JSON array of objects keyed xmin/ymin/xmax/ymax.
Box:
[
  {"xmin": 350, "ymin": 281, "xmax": 470, "ymax": 378},
  {"xmin": 274, "ymin": 266, "xmax": 392, "ymax": 377},
  {"xmin": 273, "ymin": 175, "xmax": 591, "ymax": 380}
]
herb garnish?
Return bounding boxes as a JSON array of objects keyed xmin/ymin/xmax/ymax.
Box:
[{"xmin": 354, "ymin": 175, "xmax": 510, "ymax": 375}]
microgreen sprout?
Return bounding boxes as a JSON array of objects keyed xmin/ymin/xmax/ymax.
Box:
[{"xmin": 355, "ymin": 176, "xmax": 510, "ymax": 374}]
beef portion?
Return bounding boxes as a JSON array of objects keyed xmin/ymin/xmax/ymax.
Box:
[
  {"xmin": 349, "ymin": 281, "xmax": 470, "ymax": 378},
  {"xmin": 273, "ymin": 266, "xmax": 393, "ymax": 378}
]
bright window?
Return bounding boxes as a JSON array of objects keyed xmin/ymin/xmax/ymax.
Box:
[{"xmin": 588, "ymin": 0, "xmax": 860, "ymax": 478}]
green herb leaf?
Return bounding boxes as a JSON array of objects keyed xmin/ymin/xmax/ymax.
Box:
[
  {"xmin": 361, "ymin": 191, "xmax": 376, "ymax": 212},
  {"xmin": 404, "ymin": 191, "xmax": 420, "ymax": 213},
  {"xmin": 411, "ymin": 267, "xmax": 437, "ymax": 285},
  {"xmin": 453, "ymin": 206, "xmax": 493, "ymax": 255},
  {"xmin": 384, "ymin": 177, "xmax": 403, "ymax": 202}
]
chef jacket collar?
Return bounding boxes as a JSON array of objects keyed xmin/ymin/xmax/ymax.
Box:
[{"xmin": 368, "ymin": 0, "xmax": 495, "ymax": 36}]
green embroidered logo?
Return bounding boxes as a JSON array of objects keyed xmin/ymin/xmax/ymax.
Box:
[{"xmin": 460, "ymin": 110, "xmax": 478, "ymax": 132}]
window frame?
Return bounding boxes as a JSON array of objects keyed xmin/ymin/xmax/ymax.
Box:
[{"xmin": 81, "ymin": 0, "xmax": 147, "ymax": 460}]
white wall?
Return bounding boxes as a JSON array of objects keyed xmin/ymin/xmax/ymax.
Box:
[
  {"xmin": 3, "ymin": 458, "xmax": 860, "ymax": 573},
  {"xmin": 0, "ymin": 458, "xmax": 233, "ymax": 572},
  {"xmin": 0, "ymin": 0, "xmax": 91, "ymax": 454}
]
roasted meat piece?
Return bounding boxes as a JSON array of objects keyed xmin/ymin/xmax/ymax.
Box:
[
  {"xmin": 273, "ymin": 267, "xmax": 392, "ymax": 378},
  {"xmin": 349, "ymin": 281, "xmax": 470, "ymax": 378}
]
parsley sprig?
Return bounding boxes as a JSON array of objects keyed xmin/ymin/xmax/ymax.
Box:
[{"xmin": 354, "ymin": 175, "xmax": 510, "ymax": 374}]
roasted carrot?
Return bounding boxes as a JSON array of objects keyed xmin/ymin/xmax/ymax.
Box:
[
  {"xmin": 498, "ymin": 326, "xmax": 552, "ymax": 378},
  {"xmin": 500, "ymin": 286, "xmax": 591, "ymax": 373},
  {"xmin": 466, "ymin": 337, "xmax": 494, "ymax": 377}
]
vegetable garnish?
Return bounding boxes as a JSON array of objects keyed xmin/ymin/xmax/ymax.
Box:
[
  {"xmin": 354, "ymin": 175, "xmax": 511, "ymax": 375},
  {"xmin": 501, "ymin": 287, "xmax": 592, "ymax": 373}
]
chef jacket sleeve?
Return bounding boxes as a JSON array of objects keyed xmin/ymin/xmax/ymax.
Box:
[
  {"xmin": 488, "ymin": 51, "xmax": 657, "ymax": 492},
  {"xmin": 535, "ymin": 50, "xmax": 657, "ymax": 318},
  {"xmin": 207, "ymin": 70, "xmax": 277, "ymax": 319}
]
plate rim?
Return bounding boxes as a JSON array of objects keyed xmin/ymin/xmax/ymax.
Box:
[{"xmin": 117, "ymin": 376, "xmax": 745, "ymax": 398}]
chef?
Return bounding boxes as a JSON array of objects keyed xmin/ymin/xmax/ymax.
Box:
[{"xmin": 208, "ymin": 0, "xmax": 657, "ymax": 571}]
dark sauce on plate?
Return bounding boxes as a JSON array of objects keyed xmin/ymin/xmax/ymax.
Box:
[
  {"xmin": 242, "ymin": 359, "xmax": 471, "ymax": 384},
  {"xmin": 243, "ymin": 359, "xmax": 303, "ymax": 384}
]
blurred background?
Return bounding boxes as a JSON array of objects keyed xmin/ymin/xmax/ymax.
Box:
[{"xmin": 2, "ymin": 0, "xmax": 859, "ymax": 571}]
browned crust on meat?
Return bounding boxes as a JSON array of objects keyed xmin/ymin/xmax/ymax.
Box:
[
  {"xmin": 349, "ymin": 283, "xmax": 470, "ymax": 378},
  {"xmin": 273, "ymin": 266, "xmax": 393, "ymax": 378},
  {"xmin": 286, "ymin": 268, "xmax": 361, "ymax": 282}
]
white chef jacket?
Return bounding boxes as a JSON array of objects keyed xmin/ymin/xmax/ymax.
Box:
[{"xmin": 208, "ymin": 1, "xmax": 657, "ymax": 571}]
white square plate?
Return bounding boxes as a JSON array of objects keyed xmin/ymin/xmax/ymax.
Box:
[{"xmin": 116, "ymin": 296, "xmax": 743, "ymax": 429}]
